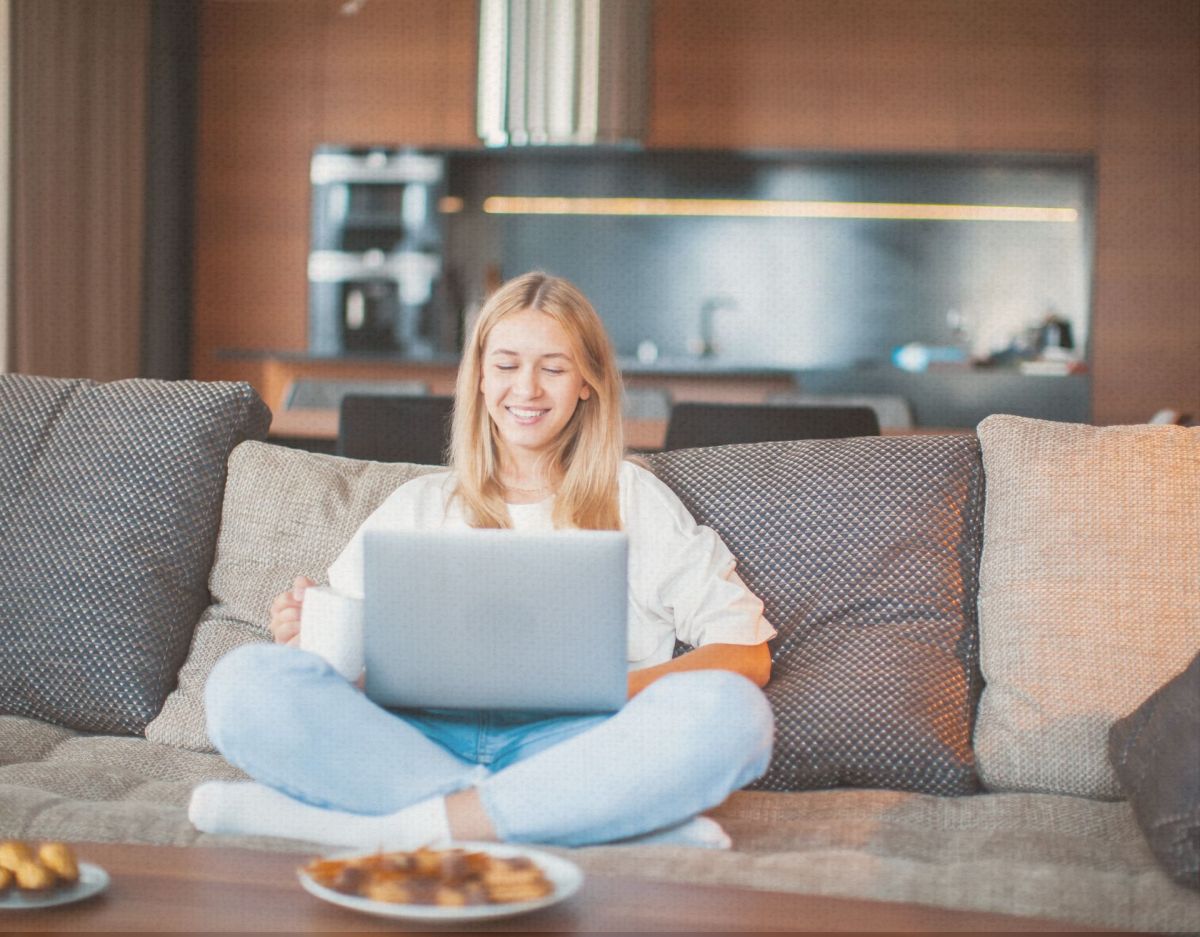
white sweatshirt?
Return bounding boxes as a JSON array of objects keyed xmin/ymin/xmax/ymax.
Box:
[{"xmin": 327, "ymin": 460, "xmax": 775, "ymax": 670}]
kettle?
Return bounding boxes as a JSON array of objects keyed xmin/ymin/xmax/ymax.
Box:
[{"xmin": 1037, "ymin": 315, "xmax": 1074, "ymax": 354}]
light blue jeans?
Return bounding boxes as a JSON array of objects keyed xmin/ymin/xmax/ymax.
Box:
[{"xmin": 205, "ymin": 644, "xmax": 774, "ymax": 846}]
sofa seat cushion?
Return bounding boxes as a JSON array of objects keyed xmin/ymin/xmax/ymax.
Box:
[
  {"xmin": 625, "ymin": 791, "xmax": 1200, "ymax": 932},
  {"xmin": 646, "ymin": 436, "xmax": 984, "ymax": 795},
  {"xmin": 0, "ymin": 714, "xmax": 289, "ymax": 850},
  {"xmin": 0, "ymin": 376, "xmax": 271, "ymax": 735},
  {"xmin": 1, "ymin": 716, "xmax": 1196, "ymax": 932}
]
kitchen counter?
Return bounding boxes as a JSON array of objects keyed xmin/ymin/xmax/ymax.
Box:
[
  {"xmin": 216, "ymin": 349, "xmax": 798, "ymax": 449},
  {"xmin": 219, "ymin": 348, "xmax": 795, "ymax": 377},
  {"xmin": 792, "ymin": 366, "xmax": 1091, "ymax": 428},
  {"xmin": 618, "ymin": 357, "xmax": 796, "ymax": 376},
  {"xmin": 216, "ymin": 350, "xmax": 1090, "ymax": 444}
]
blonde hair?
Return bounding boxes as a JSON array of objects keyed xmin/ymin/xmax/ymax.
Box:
[{"xmin": 449, "ymin": 272, "xmax": 624, "ymax": 529}]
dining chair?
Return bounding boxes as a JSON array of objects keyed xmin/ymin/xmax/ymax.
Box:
[
  {"xmin": 766, "ymin": 392, "xmax": 914, "ymax": 431},
  {"xmin": 623, "ymin": 386, "xmax": 672, "ymax": 421},
  {"xmin": 283, "ymin": 379, "xmax": 428, "ymax": 411},
  {"xmin": 337, "ymin": 394, "xmax": 455, "ymax": 464},
  {"xmin": 663, "ymin": 402, "xmax": 880, "ymax": 450}
]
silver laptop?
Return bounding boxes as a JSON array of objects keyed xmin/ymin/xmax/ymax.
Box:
[{"xmin": 362, "ymin": 528, "xmax": 629, "ymax": 712}]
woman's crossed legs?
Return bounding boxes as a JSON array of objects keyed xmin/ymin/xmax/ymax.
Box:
[{"xmin": 194, "ymin": 643, "xmax": 774, "ymax": 847}]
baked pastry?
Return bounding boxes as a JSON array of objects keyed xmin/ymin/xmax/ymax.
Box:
[
  {"xmin": 38, "ymin": 843, "xmax": 80, "ymax": 884},
  {"xmin": 0, "ymin": 841, "xmax": 34, "ymax": 873},
  {"xmin": 0, "ymin": 840, "xmax": 80, "ymax": 893},
  {"xmin": 13, "ymin": 860, "xmax": 56, "ymax": 892},
  {"xmin": 303, "ymin": 847, "xmax": 553, "ymax": 906}
]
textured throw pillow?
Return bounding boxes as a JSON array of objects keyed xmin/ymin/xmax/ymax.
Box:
[
  {"xmin": 0, "ymin": 375, "xmax": 271, "ymax": 735},
  {"xmin": 646, "ymin": 435, "xmax": 985, "ymax": 795},
  {"xmin": 145, "ymin": 441, "xmax": 439, "ymax": 751},
  {"xmin": 974, "ymin": 415, "xmax": 1200, "ymax": 798},
  {"xmin": 1109, "ymin": 651, "xmax": 1200, "ymax": 890}
]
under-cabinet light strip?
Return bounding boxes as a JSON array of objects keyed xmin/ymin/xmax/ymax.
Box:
[{"xmin": 479, "ymin": 196, "xmax": 1078, "ymax": 223}]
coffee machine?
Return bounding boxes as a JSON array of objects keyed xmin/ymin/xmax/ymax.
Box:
[{"xmin": 307, "ymin": 148, "xmax": 445, "ymax": 355}]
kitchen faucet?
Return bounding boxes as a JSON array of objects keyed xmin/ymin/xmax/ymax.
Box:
[{"xmin": 694, "ymin": 295, "xmax": 738, "ymax": 358}]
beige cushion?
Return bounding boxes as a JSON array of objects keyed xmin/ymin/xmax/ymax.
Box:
[
  {"xmin": 973, "ymin": 416, "xmax": 1200, "ymax": 798},
  {"xmin": 144, "ymin": 442, "xmax": 438, "ymax": 751}
]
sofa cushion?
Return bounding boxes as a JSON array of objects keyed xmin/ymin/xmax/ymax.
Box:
[
  {"xmin": 974, "ymin": 416, "xmax": 1200, "ymax": 798},
  {"xmin": 645, "ymin": 435, "xmax": 984, "ymax": 795},
  {"xmin": 144, "ymin": 442, "xmax": 438, "ymax": 751},
  {"xmin": 0, "ymin": 375, "xmax": 270, "ymax": 735},
  {"xmin": 668, "ymin": 790, "xmax": 1200, "ymax": 932},
  {"xmin": 1108, "ymin": 650, "xmax": 1200, "ymax": 889}
]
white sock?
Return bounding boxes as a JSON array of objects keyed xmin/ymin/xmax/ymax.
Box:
[
  {"xmin": 188, "ymin": 781, "xmax": 451, "ymax": 851},
  {"xmin": 618, "ymin": 816, "xmax": 732, "ymax": 849}
]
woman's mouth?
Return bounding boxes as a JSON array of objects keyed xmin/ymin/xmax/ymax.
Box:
[{"xmin": 507, "ymin": 406, "xmax": 548, "ymax": 424}]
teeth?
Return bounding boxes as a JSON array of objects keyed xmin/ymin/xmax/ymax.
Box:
[{"xmin": 509, "ymin": 408, "xmax": 545, "ymax": 418}]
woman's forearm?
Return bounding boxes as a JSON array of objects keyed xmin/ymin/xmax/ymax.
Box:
[{"xmin": 626, "ymin": 642, "xmax": 771, "ymax": 699}]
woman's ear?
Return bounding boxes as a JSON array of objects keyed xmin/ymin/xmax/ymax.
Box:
[{"xmin": 580, "ymin": 384, "xmax": 592, "ymax": 400}]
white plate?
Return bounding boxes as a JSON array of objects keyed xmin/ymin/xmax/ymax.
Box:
[
  {"xmin": 0, "ymin": 862, "xmax": 109, "ymax": 910},
  {"xmin": 297, "ymin": 842, "xmax": 583, "ymax": 923}
]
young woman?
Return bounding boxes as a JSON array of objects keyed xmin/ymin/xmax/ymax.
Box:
[{"xmin": 191, "ymin": 272, "xmax": 775, "ymax": 849}]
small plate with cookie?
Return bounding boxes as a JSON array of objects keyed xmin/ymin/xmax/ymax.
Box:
[
  {"xmin": 0, "ymin": 841, "xmax": 109, "ymax": 910},
  {"xmin": 297, "ymin": 842, "xmax": 583, "ymax": 923}
]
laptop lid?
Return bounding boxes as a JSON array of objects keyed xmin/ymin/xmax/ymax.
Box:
[{"xmin": 362, "ymin": 528, "xmax": 629, "ymax": 713}]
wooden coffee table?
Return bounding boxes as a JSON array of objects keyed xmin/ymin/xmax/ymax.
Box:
[{"xmin": 2, "ymin": 841, "xmax": 1101, "ymax": 932}]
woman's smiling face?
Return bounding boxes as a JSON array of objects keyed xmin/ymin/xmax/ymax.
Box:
[{"xmin": 480, "ymin": 308, "xmax": 592, "ymax": 463}]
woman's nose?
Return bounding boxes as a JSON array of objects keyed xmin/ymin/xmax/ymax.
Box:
[{"xmin": 514, "ymin": 366, "xmax": 540, "ymax": 397}]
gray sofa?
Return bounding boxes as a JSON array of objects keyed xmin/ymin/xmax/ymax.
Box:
[{"xmin": 1, "ymin": 374, "xmax": 1197, "ymax": 932}]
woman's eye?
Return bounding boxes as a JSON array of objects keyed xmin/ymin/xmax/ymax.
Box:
[
  {"xmin": 542, "ymin": 368, "xmax": 564, "ymax": 375},
  {"xmin": 495, "ymin": 364, "xmax": 517, "ymax": 371}
]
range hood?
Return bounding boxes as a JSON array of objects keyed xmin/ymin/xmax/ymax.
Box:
[{"xmin": 477, "ymin": 0, "xmax": 652, "ymax": 147}]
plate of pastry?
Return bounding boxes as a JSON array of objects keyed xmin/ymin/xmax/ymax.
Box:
[
  {"xmin": 297, "ymin": 842, "xmax": 583, "ymax": 923},
  {"xmin": 0, "ymin": 841, "xmax": 109, "ymax": 910}
]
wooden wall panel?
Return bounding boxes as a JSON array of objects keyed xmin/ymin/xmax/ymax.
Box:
[
  {"xmin": 0, "ymin": 0, "xmax": 9, "ymax": 374},
  {"xmin": 648, "ymin": 0, "xmax": 1097, "ymax": 152},
  {"xmin": 10, "ymin": 0, "xmax": 147, "ymax": 381},
  {"xmin": 319, "ymin": 0, "xmax": 477, "ymax": 146},
  {"xmin": 441, "ymin": 0, "xmax": 480, "ymax": 147},
  {"xmin": 1091, "ymin": 0, "xmax": 1200, "ymax": 424},
  {"xmin": 192, "ymin": 0, "xmax": 320, "ymax": 376}
]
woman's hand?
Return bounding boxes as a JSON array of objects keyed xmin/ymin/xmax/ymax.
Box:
[{"xmin": 267, "ymin": 576, "xmax": 316, "ymax": 646}]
